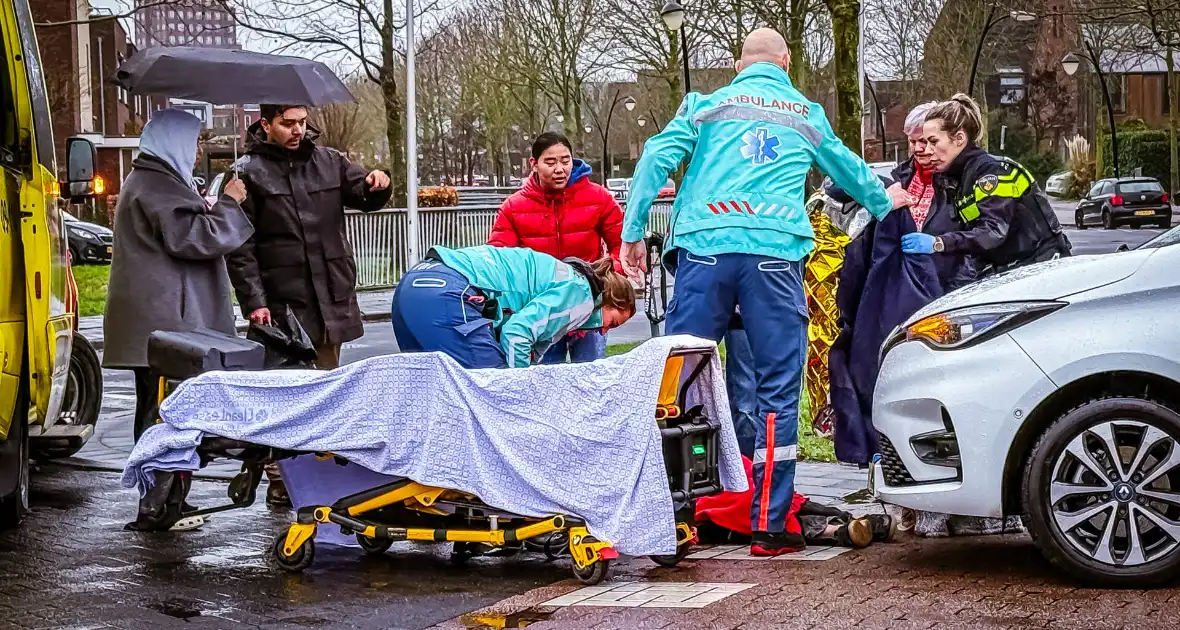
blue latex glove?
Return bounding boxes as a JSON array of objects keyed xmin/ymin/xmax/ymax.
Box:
[{"xmin": 901, "ymin": 232, "xmax": 935, "ymax": 254}]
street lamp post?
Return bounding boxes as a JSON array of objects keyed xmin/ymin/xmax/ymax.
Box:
[
  {"xmin": 1064, "ymin": 46, "xmax": 1121, "ymax": 178},
  {"xmin": 596, "ymin": 93, "xmax": 636, "ymax": 182},
  {"xmin": 406, "ymin": 0, "xmax": 420, "ymax": 265},
  {"xmin": 864, "ymin": 76, "xmax": 886, "ymax": 160},
  {"xmin": 967, "ymin": 7, "xmax": 1036, "ymax": 96},
  {"xmin": 661, "ymin": 1, "xmax": 691, "ymax": 94}
]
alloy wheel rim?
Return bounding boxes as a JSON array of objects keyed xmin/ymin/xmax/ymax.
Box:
[{"xmin": 1049, "ymin": 419, "xmax": 1180, "ymax": 567}]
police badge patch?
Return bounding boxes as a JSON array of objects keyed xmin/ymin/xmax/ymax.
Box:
[{"xmin": 977, "ymin": 174, "xmax": 999, "ymax": 194}]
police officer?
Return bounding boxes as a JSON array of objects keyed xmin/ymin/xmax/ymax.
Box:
[
  {"xmin": 900, "ymin": 94, "xmax": 1071, "ymax": 275},
  {"xmin": 620, "ymin": 28, "xmax": 913, "ymax": 556}
]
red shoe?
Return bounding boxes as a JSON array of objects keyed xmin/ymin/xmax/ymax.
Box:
[{"xmin": 750, "ymin": 531, "xmax": 806, "ymax": 556}]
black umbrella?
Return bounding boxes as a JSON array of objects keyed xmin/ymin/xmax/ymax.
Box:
[{"xmin": 114, "ymin": 47, "xmax": 354, "ymax": 106}]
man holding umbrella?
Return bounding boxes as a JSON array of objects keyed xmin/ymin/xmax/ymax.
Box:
[{"xmin": 225, "ymin": 104, "xmax": 391, "ymax": 507}]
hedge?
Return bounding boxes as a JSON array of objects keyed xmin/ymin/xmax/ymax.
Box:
[{"xmin": 1097, "ymin": 129, "xmax": 1173, "ymax": 187}]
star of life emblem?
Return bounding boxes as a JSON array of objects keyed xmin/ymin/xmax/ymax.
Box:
[{"xmin": 741, "ymin": 127, "xmax": 781, "ymax": 165}]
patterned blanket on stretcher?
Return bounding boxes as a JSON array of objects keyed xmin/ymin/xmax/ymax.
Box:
[{"xmin": 122, "ymin": 335, "xmax": 746, "ymax": 555}]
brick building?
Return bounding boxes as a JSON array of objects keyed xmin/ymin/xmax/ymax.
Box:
[
  {"xmin": 30, "ymin": 0, "xmax": 94, "ymax": 170},
  {"xmin": 134, "ymin": 0, "xmax": 238, "ymax": 50}
]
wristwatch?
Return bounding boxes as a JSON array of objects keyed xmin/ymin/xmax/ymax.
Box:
[{"xmin": 932, "ymin": 237, "xmax": 945, "ymax": 253}]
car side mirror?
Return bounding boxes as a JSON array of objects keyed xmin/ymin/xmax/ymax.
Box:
[{"xmin": 63, "ymin": 137, "xmax": 99, "ymax": 201}]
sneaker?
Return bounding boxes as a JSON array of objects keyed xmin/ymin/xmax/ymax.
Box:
[
  {"xmin": 750, "ymin": 531, "xmax": 806, "ymax": 557},
  {"xmin": 865, "ymin": 513, "xmax": 897, "ymax": 543},
  {"xmin": 836, "ymin": 518, "xmax": 873, "ymax": 549}
]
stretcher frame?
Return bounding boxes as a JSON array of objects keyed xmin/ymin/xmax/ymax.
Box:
[{"xmin": 137, "ymin": 343, "xmax": 724, "ymax": 585}]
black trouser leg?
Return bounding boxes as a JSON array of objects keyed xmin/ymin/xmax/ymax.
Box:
[{"xmin": 132, "ymin": 368, "xmax": 157, "ymax": 443}]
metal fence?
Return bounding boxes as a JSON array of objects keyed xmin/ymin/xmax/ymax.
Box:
[{"xmin": 344, "ymin": 202, "xmax": 674, "ymax": 289}]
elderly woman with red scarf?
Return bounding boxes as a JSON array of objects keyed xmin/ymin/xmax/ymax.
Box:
[{"xmin": 889, "ymin": 102, "xmax": 977, "ymax": 292}]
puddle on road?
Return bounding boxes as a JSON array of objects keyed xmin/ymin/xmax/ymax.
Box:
[
  {"xmin": 842, "ymin": 488, "xmax": 874, "ymax": 504},
  {"xmin": 460, "ymin": 608, "xmax": 555, "ymax": 628}
]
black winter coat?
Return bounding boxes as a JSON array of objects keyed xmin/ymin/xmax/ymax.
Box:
[
  {"xmin": 933, "ymin": 145, "xmax": 1069, "ymax": 271},
  {"xmin": 225, "ymin": 122, "xmax": 392, "ymax": 347}
]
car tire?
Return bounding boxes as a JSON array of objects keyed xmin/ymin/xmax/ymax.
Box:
[
  {"xmin": 0, "ymin": 364, "xmax": 31, "ymax": 529},
  {"xmin": 1075, "ymin": 210, "xmax": 1088, "ymax": 230},
  {"xmin": 1103, "ymin": 209, "xmax": 1116, "ymax": 230},
  {"xmin": 1023, "ymin": 396, "xmax": 1180, "ymax": 588},
  {"xmin": 1160, "ymin": 218, "xmax": 1172, "ymax": 230}
]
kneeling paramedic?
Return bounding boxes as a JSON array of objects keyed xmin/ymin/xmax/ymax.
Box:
[
  {"xmin": 620, "ymin": 28, "xmax": 913, "ymax": 556},
  {"xmin": 391, "ymin": 245, "xmax": 636, "ymax": 369},
  {"xmin": 900, "ymin": 94, "xmax": 1071, "ymax": 274}
]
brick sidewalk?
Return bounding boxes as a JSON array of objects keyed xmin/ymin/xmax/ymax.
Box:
[{"xmin": 433, "ymin": 535, "xmax": 1178, "ymax": 629}]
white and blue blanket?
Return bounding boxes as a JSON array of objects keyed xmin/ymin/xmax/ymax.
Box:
[{"xmin": 122, "ymin": 335, "xmax": 746, "ymax": 555}]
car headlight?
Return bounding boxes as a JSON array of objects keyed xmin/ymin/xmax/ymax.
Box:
[
  {"xmin": 69, "ymin": 227, "xmax": 99, "ymax": 241},
  {"xmin": 881, "ymin": 301, "xmax": 1066, "ymax": 358}
]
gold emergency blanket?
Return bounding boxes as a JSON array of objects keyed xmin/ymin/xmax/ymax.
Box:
[{"xmin": 803, "ymin": 194, "xmax": 853, "ymax": 437}]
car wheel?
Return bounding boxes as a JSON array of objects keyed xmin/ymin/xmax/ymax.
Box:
[
  {"xmin": 1103, "ymin": 209, "xmax": 1116, "ymax": 230},
  {"xmin": 1075, "ymin": 210, "xmax": 1088, "ymax": 230},
  {"xmin": 68, "ymin": 246, "xmax": 80, "ymax": 266},
  {"xmin": 1160, "ymin": 218, "xmax": 1173, "ymax": 230},
  {"xmin": 1023, "ymin": 397, "xmax": 1180, "ymax": 587}
]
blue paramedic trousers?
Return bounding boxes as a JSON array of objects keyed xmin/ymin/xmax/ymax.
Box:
[
  {"xmin": 541, "ymin": 329, "xmax": 607, "ymax": 364},
  {"xmin": 666, "ymin": 250, "xmax": 807, "ymax": 534},
  {"xmin": 723, "ymin": 327, "xmax": 759, "ymax": 459},
  {"xmin": 391, "ymin": 260, "xmax": 508, "ymax": 370}
]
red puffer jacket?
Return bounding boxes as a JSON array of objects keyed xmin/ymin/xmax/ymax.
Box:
[{"xmin": 488, "ymin": 160, "xmax": 624, "ymax": 269}]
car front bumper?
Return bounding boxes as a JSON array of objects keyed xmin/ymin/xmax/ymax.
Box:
[
  {"xmin": 871, "ymin": 333, "xmax": 1058, "ymax": 518},
  {"xmin": 75, "ymin": 241, "xmax": 112, "ymax": 263}
]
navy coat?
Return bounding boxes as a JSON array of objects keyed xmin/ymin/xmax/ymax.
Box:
[{"xmin": 827, "ymin": 206, "xmax": 944, "ymax": 465}]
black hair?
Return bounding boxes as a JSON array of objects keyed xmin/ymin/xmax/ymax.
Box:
[
  {"xmin": 260, "ymin": 104, "xmax": 305, "ymax": 122},
  {"xmin": 531, "ymin": 132, "xmax": 572, "ymax": 160}
]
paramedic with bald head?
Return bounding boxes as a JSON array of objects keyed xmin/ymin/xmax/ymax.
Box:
[{"xmin": 619, "ymin": 28, "xmax": 913, "ymax": 556}]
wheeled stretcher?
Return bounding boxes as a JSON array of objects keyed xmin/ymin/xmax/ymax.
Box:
[{"xmin": 129, "ymin": 329, "xmax": 725, "ymax": 584}]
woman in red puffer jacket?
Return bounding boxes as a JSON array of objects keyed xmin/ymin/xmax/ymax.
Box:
[{"xmin": 488, "ymin": 132, "xmax": 625, "ymax": 364}]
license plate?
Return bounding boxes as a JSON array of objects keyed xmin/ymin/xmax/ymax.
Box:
[{"xmin": 1136, "ymin": 210, "xmax": 1156, "ymax": 216}]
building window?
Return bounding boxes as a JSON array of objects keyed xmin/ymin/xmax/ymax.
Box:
[
  {"xmin": 1110, "ymin": 74, "xmax": 1127, "ymax": 113},
  {"xmin": 997, "ymin": 68, "xmax": 1026, "ymax": 105}
]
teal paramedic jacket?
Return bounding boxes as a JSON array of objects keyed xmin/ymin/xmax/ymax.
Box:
[
  {"xmin": 623, "ymin": 62, "xmax": 894, "ymax": 262},
  {"xmin": 431, "ymin": 245, "xmax": 603, "ymax": 368}
]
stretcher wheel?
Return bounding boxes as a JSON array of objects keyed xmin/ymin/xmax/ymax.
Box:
[
  {"xmin": 450, "ymin": 541, "xmax": 476, "ymax": 564},
  {"xmin": 572, "ymin": 556, "xmax": 611, "ymax": 585},
  {"xmin": 356, "ymin": 534, "xmax": 393, "ymax": 555},
  {"xmin": 570, "ymin": 535, "xmax": 611, "ymax": 585},
  {"xmin": 650, "ymin": 543, "xmax": 692, "ymax": 568},
  {"xmin": 270, "ymin": 533, "xmax": 315, "ymax": 572}
]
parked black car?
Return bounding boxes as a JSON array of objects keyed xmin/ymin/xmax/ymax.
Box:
[
  {"xmin": 64, "ymin": 210, "xmax": 113, "ymax": 264},
  {"xmin": 1075, "ymin": 177, "xmax": 1173, "ymax": 230}
]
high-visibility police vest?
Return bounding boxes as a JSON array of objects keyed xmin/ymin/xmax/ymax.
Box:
[{"xmin": 952, "ymin": 156, "xmax": 1062, "ymax": 236}]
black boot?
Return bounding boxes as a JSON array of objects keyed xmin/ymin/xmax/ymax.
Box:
[{"xmin": 864, "ymin": 513, "xmax": 897, "ymax": 543}]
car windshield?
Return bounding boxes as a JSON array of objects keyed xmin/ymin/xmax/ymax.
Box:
[
  {"xmin": 606, "ymin": 178, "xmax": 628, "ymax": 189},
  {"xmin": 1118, "ymin": 181, "xmax": 1163, "ymax": 194}
]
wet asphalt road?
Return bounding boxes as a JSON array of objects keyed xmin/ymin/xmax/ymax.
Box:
[{"xmin": 3, "ymin": 464, "xmax": 579, "ymax": 629}]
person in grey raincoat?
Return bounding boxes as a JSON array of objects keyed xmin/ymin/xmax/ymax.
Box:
[{"xmin": 103, "ymin": 108, "xmax": 254, "ymax": 442}]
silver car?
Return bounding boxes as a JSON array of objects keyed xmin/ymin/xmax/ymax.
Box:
[{"xmin": 873, "ymin": 225, "xmax": 1180, "ymax": 587}]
